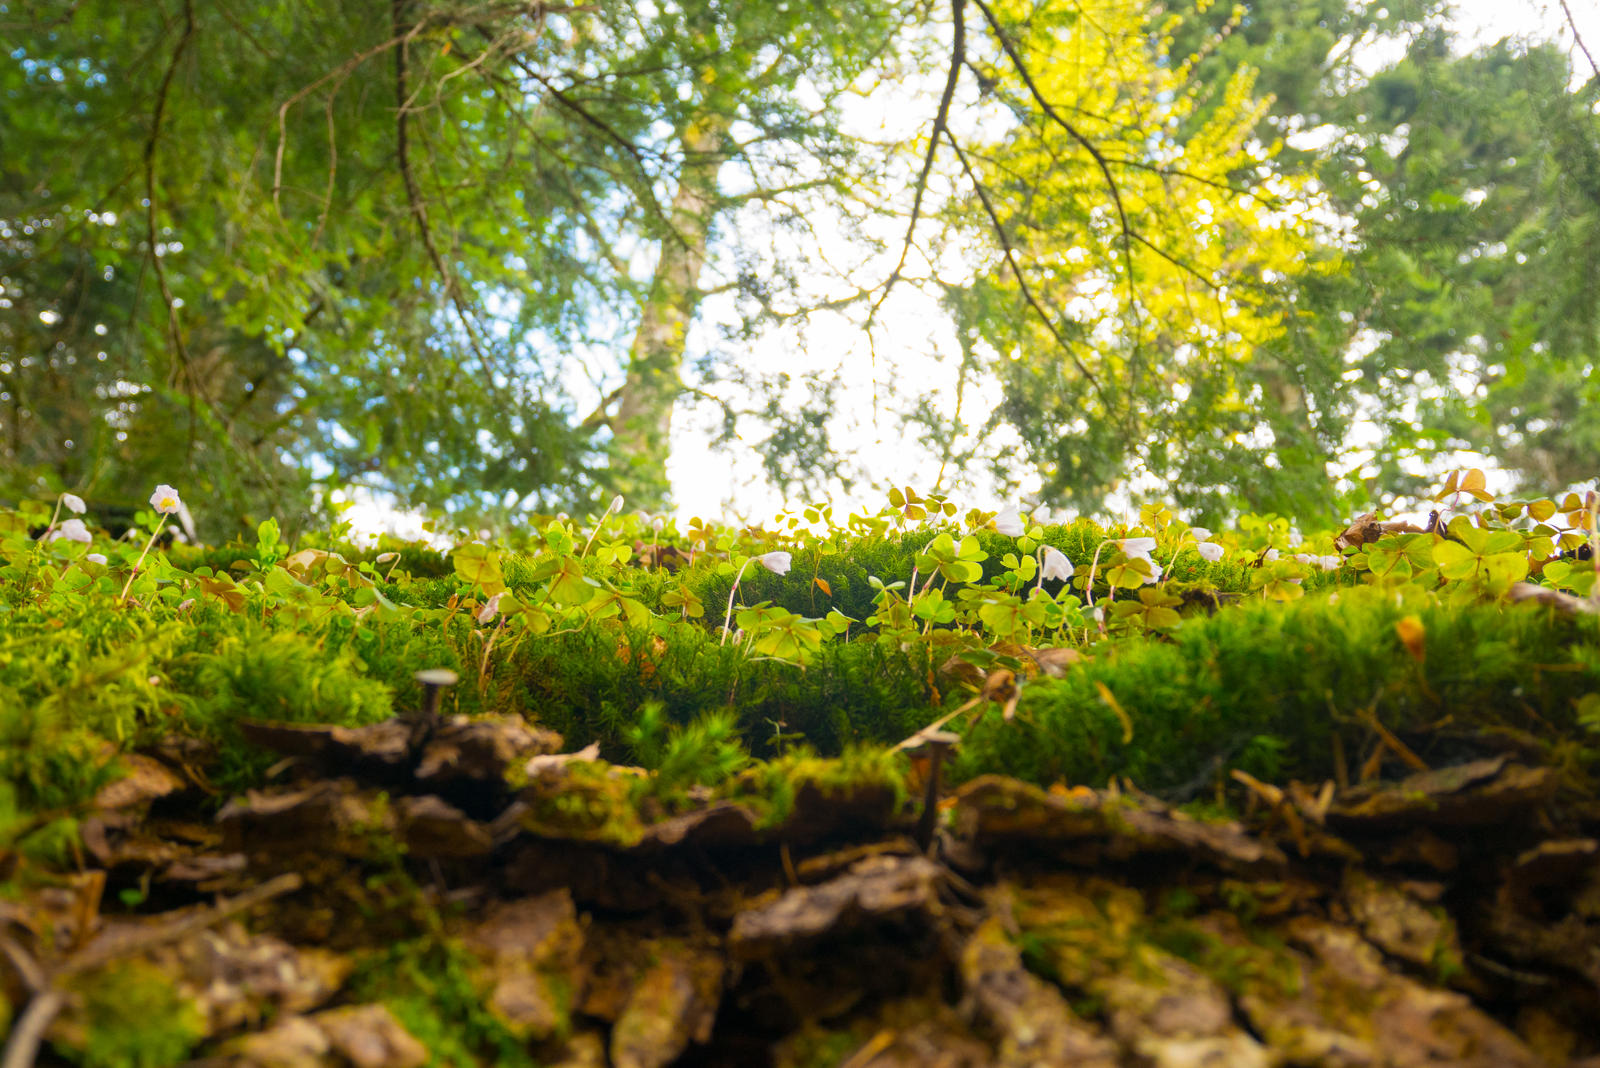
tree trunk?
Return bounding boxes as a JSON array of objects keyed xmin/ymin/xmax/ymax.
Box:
[{"xmin": 608, "ymin": 113, "xmax": 729, "ymax": 506}]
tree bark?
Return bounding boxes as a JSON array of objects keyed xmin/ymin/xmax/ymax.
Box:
[{"xmin": 607, "ymin": 112, "xmax": 728, "ymax": 506}]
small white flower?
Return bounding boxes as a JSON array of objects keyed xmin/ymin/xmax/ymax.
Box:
[
  {"xmin": 61, "ymin": 492, "xmax": 86, "ymax": 514},
  {"xmin": 651, "ymin": 516, "xmax": 665, "ymax": 532},
  {"xmin": 148, "ymin": 675, "xmax": 162, "ymax": 687},
  {"xmin": 477, "ymin": 592, "xmax": 504, "ymax": 623},
  {"xmin": 1144, "ymin": 560, "xmax": 1162, "ymax": 583},
  {"xmin": 993, "ymin": 505, "xmax": 1025, "ymax": 537},
  {"xmin": 1040, "ymin": 546, "xmax": 1074, "ymax": 581},
  {"xmin": 609, "ymin": 494, "xmax": 624, "ymax": 513},
  {"xmin": 86, "ymin": 552, "xmax": 107, "ymax": 565},
  {"xmin": 1188, "ymin": 526, "xmax": 1212, "ymax": 542},
  {"xmin": 1117, "ymin": 536, "xmax": 1157, "ymax": 561},
  {"xmin": 1318, "ymin": 554, "xmax": 1342, "ymax": 571},
  {"xmin": 50, "ymin": 518, "xmax": 91, "ymax": 544},
  {"xmin": 1264, "ymin": 548, "xmax": 1279, "ymax": 562},
  {"xmin": 1196, "ymin": 541, "xmax": 1224, "ymax": 563},
  {"xmin": 149, "ymin": 484, "xmax": 182, "ymax": 515},
  {"xmin": 177, "ymin": 598, "xmax": 195, "ymax": 611},
  {"xmin": 1293, "ymin": 553, "xmax": 1314, "ymax": 565},
  {"xmin": 375, "ymin": 552, "xmax": 398, "ymax": 563},
  {"xmin": 758, "ymin": 550, "xmax": 793, "ymax": 576}
]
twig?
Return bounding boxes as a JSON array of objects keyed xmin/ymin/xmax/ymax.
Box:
[
  {"xmin": 0, "ymin": 873, "xmax": 302, "ymax": 1068},
  {"xmin": 1559, "ymin": 0, "xmax": 1599, "ymax": 79},
  {"xmin": 877, "ymin": 0, "xmax": 966, "ymax": 309},
  {"xmin": 143, "ymin": 0, "xmax": 198, "ymax": 395}
]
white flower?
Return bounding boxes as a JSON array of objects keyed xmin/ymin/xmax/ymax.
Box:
[
  {"xmin": 476, "ymin": 592, "xmax": 503, "ymax": 623},
  {"xmin": 1196, "ymin": 541, "xmax": 1224, "ymax": 563},
  {"xmin": 993, "ymin": 505, "xmax": 1025, "ymax": 537},
  {"xmin": 1144, "ymin": 560, "xmax": 1162, "ymax": 583},
  {"xmin": 86, "ymin": 552, "xmax": 107, "ymax": 565},
  {"xmin": 1040, "ymin": 546, "xmax": 1074, "ymax": 581},
  {"xmin": 1264, "ymin": 548, "xmax": 1279, "ymax": 562},
  {"xmin": 1318, "ymin": 554, "xmax": 1342, "ymax": 571},
  {"xmin": 1117, "ymin": 536, "xmax": 1157, "ymax": 561},
  {"xmin": 149, "ymin": 484, "xmax": 182, "ymax": 515},
  {"xmin": 177, "ymin": 598, "xmax": 195, "ymax": 611},
  {"xmin": 609, "ymin": 494, "xmax": 624, "ymax": 513},
  {"xmin": 375, "ymin": 552, "xmax": 398, "ymax": 563},
  {"xmin": 50, "ymin": 518, "xmax": 91, "ymax": 544},
  {"xmin": 61, "ymin": 492, "xmax": 86, "ymax": 514},
  {"xmin": 758, "ymin": 550, "xmax": 793, "ymax": 576},
  {"xmin": 1293, "ymin": 553, "xmax": 1314, "ymax": 565},
  {"xmin": 1188, "ymin": 527, "xmax": 1212, "ymax": 542}
]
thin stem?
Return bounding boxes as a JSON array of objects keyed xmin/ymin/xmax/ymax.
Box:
[
  {"xmin": 117, "ymin": 516, "xmax": 168, "ymax": 607},
  {"xmin": 720, "ymin": 556, "xmax": 755, "ymax": 646},
  {"xmin": 579, "ymin": 497, "xmax": 622, "ymax": 558}
]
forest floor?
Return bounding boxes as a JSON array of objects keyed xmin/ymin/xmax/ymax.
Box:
[{"xmin": 6, "ymin": 701, "xmax": 1598, "ymax": 1068}]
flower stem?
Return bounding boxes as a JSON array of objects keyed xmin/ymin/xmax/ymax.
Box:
[
  {"xmin": 720, "ymin": 556, "xmax": 755, "ymax": 646},
  {"xmin": 117, "ymin": 516, "xmax": 166, "ymax": 607},
  {"xmin": 579, "ymin": 497, "xmax": 621, "ymax": 558}
]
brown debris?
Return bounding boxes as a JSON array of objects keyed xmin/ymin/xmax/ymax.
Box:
[
  {"xmin": 730, "ymin": 855, "xmax": 944, "ymax": 956},
  {"xmin": 464, "ymin": 891, "xmax": 585, "ymax": 1042},
  {"xmin": 609, "ymin": 941, "xmax": 725, "ymax": 1068},
  {"xmin": 311, "ymin": 1004, "xmax": 429, "ymax": 1068},
  {"xmin": 1341, "ymin": 869, "xmax": 1462, "ymax": 974},
  {"xmin": 414, "ymin": 714, "xmax": 563, "ymax": 788},
  {"xmin": 1327, "ymin": 756, "xmax": 1561, "ymax": 829},
  {"xmin": 953, "ymin": 775, "xmax": 1285, "ymax": 875},
  {"xmin": 959, "ymin": 912, "xmax": 1120, "ymax": 1068}
]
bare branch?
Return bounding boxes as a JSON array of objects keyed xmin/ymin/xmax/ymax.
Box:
[
  {"xmin": 878, "ymin": 0, "xmax": 966, "ymax": 308},
  {"xmin": 966, "ymin": 0, "xmax": 1143, "ymax": 335},
  {"xmin": 1559, "ymin": 0, "xmax": 1599, "ymax": 79},
  {"xmin": 944, "ymin": 130, "xmax": 1122, "ymax": 423}
]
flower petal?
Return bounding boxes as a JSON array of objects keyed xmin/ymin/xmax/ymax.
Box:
[
  {"xmin": 49, "ymin": 518, "xmax": 91, "ymax": 544},
  {"xmin": 61, "ymin": 492, "xmax": 86, "ymax": 514},
  {"xmin": 149, "ymin": 484, "xmax": 182, "ymax": 515},
  {"xmin": 758, "ymin": 550, "xmax": 793, "ymax": 576},
  {"xmin": 1040, "ymin": 546, "xmax": 1074, "ymax": 581},
  {"xmin": 1196, "ymin": 541, "xmax": 1224, "ymax": 563},
  {"xmin": 993, "ymin": 506, "xmax": 1024, "ymax": 537}
]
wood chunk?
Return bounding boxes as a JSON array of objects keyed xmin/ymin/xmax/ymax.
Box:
[
  {"xmin": 414, "ymin": 714, "xmax": 563, "ymax": 787},
  {"xmin": 1342, "ymin": 869, "xmax": 1462, "ymax": 973},
  {"xmin": 609, "ymin": 942, "xmax": 724, "ymax": 1068},
  {"xmin": 730, "ymin": 855, "xmax": 943, "ymax": 957},
  {"xmin": 953, "ymin": 775, "xmax": 1285, "ymax": 875},
  {"xmin": 394, "ymin": 795, "xmax": 493, "ymax": 858},
  {"xmin": 311, "ymin": 1004, "xmax": 429, "ymax": 1068},
  {"xmin": 959, "ymin": 913, "xmax": 1120, "ymax": 1068},
  {"xmin": 464, "ymin": 891, "xmax": 585, "ymax": 1042},
  {"xmin": 1327, "ymin": 757, "xmax": 1560, "ymax": 829}
]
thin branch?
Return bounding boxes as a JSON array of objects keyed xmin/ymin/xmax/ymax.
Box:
[
  {"xmin": 393, "ymin": 0, "xmax": 502, "ymax": 392},
  {"xmin": 142, "ymin": 0, "xmax": 198, "ymax": 395},
  {"xmin": 1559, "ymin": 0, "xmax": 1599, "ymax": 79},
  {"xmin": 878, "ymin": 0, "xmax": 966, "ymax": 309},
  {"xmin": 967, "ymin": 0, "xmax": 1143, "ymax": 336},
  {"xmin": 944, "ymin": 130, "xmax": 1121, "ymax": 422}
]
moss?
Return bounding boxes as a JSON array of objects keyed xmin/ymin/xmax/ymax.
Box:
[
  {"xmin": 56, "ymin": 960, "xmax": 205, "ymax": 1068},
  {"xmin": 517, "ymin": 760, "xmax": 649, "ymax": 848},
  {"xmin": 951, "ymin": 587, "xmax": 1600, "ymax": 792},
  {"xmin": 347, "ymin": 937, "xmax": 537, "ymax": 1068}
]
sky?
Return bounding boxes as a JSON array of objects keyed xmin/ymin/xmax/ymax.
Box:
[{"xmin": 342, "ymin": 0, "xmax": 1600, "ymax": 538}]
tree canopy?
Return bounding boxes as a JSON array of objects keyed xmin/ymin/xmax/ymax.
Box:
[{"xmin": 1, "ymin": 0, "xmax": 1595, "ymax": 532}]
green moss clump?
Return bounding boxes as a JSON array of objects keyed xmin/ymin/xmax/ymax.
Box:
[
  {"xmin": 185, "ymin": 632, "xmax": 394, "ymax": 791},
  {"xmin": 952, "ymin": 588, "xmax": 1600, "ymax": 793},
  {"xmin": 56, "ymin": 961, "xmax": 205, "ymax": 1068},
  {"xmin": 347, "ymin": 938, "xmax": 537, "ymax": 1068}
]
